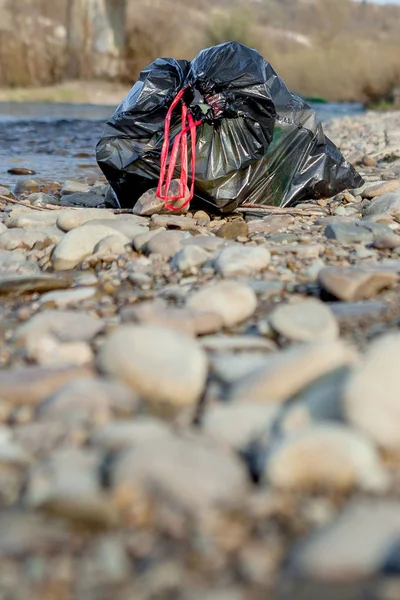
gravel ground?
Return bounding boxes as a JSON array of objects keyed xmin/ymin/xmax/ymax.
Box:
[{"xmin": 1, "ymin": 111, "xmax": 400, "ymax": 600}]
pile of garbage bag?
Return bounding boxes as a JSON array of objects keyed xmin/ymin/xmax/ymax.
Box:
[{"xmin": 96, "ymin": 41, "xmax": 363, "ymax": 213}]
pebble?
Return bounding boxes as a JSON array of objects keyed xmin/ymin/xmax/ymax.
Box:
[
  {"xmin": 171, "ymin": 245, "xmax": 210, "ymax": 273},
  {"xmin": 13, "ymin": 180, "xmax": 40, "ymax": 195},
  {"xmin": 318, "ymin": 266, "xmax": 397, "ymax": 301},
  {"xmin": 61, "ymin": 180, "xmax": 91, "ymax": 195},
  {"xmin": 324, "ymin": 221, "xmax": 390, "ymax": 244},
  {"xmin": 25, "ymin": 337, "xmax": 93, "ymax": 367},
  {"xmin": 131, "ymin": 227, "xmax": 165, "ymax": 251},
  {"xmin": 52, "ymin": 224, "xmax": 129, "ymax": 270},
  {"xmin": 214, "ymin": 246, "xmax": 271, "ymax": 277},
  {"xmin": 0, "ymin": 273, "xmax": 70, "ymax": 295},
  {"xmin": 199, "ymin": 335, "xmax": 276, "ymax": 353},
  {"xmin": 266, "ymin": 424, "xmax": 388, "ymax": 492},
  {"xmin": 373, "ymin": 231, "xmax": 400, "ymax": 249},
  {"xmin": 344, "ymin": 333, "xmax": 400, "ymax": 450},
  {"xmin": 144, "ymin": 230, "xmax": 192, "ymax": 258},
  {"xmin": 27, "ymin": 449, "xmax": 117, "ymax": 526},
  {"xmin": 60, "ymin": 191, "xmax": 104, "ymax": 208},
  {"xmin": 14, "ymin": 310, "xmax": 104, "ymax": 346},
  {"xmin": 187, "ymin": 281, "xmax": 257, "ymax": 327},
  {"xmin": 82, "ymin": 218, "xmax": 147, "ymax": 238},
  {"xmin": 247, "ymin": 215, "xmax": 294, "ymax": 235},
  {"xmin": 229, "ymin": 341, "xmax": 357, "ymax": 404},
  {"xmin": 38, "ymin": 377, "xmax": 139, "ymax": 426},
  {"xmin": 210, "ymin": 353, "xmax": 271, "ymax": 384},
  {"xmin": 38, "ymin": 286, "xmax": 97, "ymax": 307},
  {"xmin": 182, "ymin": 235, "xmax": 230, "ymax": 252},
  {"xmin": 8, "ymin": 167, "xmax": 36, "ymax": 175},
  {"xmin": 289, "ymin": 501, "xmax": 400, "ymax": 581},
  {"xmin": 216, "ymin": 220, "xmax": 248, "ymax": 239},
  {"xmin": 89, "ymin": 417, "xmax": 172, "ymax": 451},
  {"xmin": 5, "ymin": 210, "xmax": 59, "ymax": 229},
  {"xmin": 121, "ymin": 299, "xmax": 222, "ymax": 335},
  {"xmin": 363, "ymin": 192, "xmax": 400, "ymax": 219},
  {"xmin": 132, "ymin": 181, "xmax": 189, "ymax": 215},
  {"xmin": 151, "ymin": 214, "xmax": 201, "ymax": 231},
  {"xmin": 56, "ymin": 208, "xmax": 116, "ymax": 231},
  {"xmin": 0, "ymin": 366, "xmax": 93, "ymax": 406},
  {"xmin": 97, "ymin": 325, "xmax": 208, "ymax": 409},
  {"xmin": 202, "ymin": 403, "xmax": 277, "ymax": 451},
  {"xmin": 112, "ymin": 435, "xmax": 248, "ymax": 514},
  {"xmin": 28, "ymin": 192, "xmax": 59, "ymax": 206},
  {"xmin": 269, "ymin": 299, "xmax": 339, "ymax": 342},
  {"xmin": 0, "ymin": 227, "xmax": 63, "ymax": 250},
  {"xmin": 362, "ymin": 180, "xmax": 400, "ymax": 198}
]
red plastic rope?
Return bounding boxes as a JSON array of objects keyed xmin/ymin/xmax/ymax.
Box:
[{"xmin": 156, "ymin": 88, "xmax": 202, "ymax": 211}]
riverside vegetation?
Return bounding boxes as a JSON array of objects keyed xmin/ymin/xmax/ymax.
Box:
[
  {"xmin": 0, "ymin": 0, "xmax": 400, "ymax": 104},
  {"xmin": 0, "ymin": 110, "xmax": 400, "ymax": 597}
]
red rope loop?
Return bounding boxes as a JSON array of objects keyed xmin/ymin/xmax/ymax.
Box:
[{"xmin": 156, "ymin": 88, "xmax": 202, "ymax": 211}]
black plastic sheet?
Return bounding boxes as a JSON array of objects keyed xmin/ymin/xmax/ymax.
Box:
[{"xmin": 96, "ymin": 41, "xmax": 363, "ymax": 213}]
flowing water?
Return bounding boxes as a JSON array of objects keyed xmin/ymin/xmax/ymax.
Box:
[{"xmin": 0, "ymin": 101, "xmax": 365, "ymax": 189}]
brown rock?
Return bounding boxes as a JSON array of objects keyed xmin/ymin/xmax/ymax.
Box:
[
  {"xmin": 362, "ymin": 180, "xmax": 400, "ymax": 199},
  {"xmin": 216, "ymin": 220, "xmax": 248, "ymax": 239},
  {"xmin": 8, "ymin": 168, "xmax": 36, "ymax": 175},
  {"xmin": 319, "ymin": 266, "xmax": 397, "ymax": 301}
]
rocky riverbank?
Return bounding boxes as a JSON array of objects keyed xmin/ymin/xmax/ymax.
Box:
[{"xmin": 1, "ymin": 111, "xmax": 400, "ymax": 599}]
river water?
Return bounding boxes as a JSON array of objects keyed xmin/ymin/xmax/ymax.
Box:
[{"xmin": 0, "ymin": 101, "xmax": 365, "ymax": 189}]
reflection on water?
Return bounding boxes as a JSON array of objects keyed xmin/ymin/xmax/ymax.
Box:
[{"xmin": 0, "ymin": 101, "xmax": 365, "ymax": 188}]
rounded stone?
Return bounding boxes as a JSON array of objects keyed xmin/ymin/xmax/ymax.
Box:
[
  {"xmin": 269, "ymin": 299, "xmax": 339, "ymax": 342},
  {"xmin": 97, "ymin": 325, "xmax": 208, "ymax": 408},
  {"xmin": 344, "ymin": 333, "xmax": 400, "ymax": 450},
  {"xmin": 52, "ymin": 224, "xmax": 129, "ymax": 270},
  {"xmin": 186, "ymin": 281, "xmax": 257, "ymax": 327},
  {"xmin": 112, "ymin": 435, "xmax": 248, "ymax": 513},
  {"xmin": 267, "ymin": 424, "xmax": 388, "ymax": 492},
  {"xmin": 214, "ymin": 246, "xmax": 271, "ymax": 277}
]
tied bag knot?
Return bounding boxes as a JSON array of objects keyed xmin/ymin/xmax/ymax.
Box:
[{"xmin": 156, "ymin": 87, "xmax": 203, "ymax": 211}]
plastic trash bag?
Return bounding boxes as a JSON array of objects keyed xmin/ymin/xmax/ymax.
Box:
[{"xmin": 96, "ymin": 41, "xmax": 363, "ymax": 213}]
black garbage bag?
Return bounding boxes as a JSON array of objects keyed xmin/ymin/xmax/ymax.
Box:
[{"xmin": 96, "ymin": 41, "xmax": 363, "ymax": 213}]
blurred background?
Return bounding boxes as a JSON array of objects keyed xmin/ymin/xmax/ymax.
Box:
[{"xmin": 0, "ymin": 0, "xmax": 399, "ymax": 107}]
